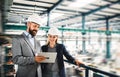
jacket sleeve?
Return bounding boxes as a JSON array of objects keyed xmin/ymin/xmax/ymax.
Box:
[
  {"xmin": 62, "ymin": 44, "xmax": 75, "ymax": 63},
  {"xmin": 12, "ymin": 37, "xmax": 35, "ymax": 65}
]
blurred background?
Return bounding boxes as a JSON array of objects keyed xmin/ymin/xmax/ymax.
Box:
[{"xmin": 0, "ymin": 0, "xmax": 120, "ymax": 77}]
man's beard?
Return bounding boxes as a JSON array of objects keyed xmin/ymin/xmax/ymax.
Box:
[{"xmin": 29, "ymin": 28, "xmax": 37, "ymax": 37}]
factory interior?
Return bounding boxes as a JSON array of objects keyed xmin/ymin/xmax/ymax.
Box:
[{"xmin": 0, "ymin": 0, "xmax": 120, "ymax": 77}]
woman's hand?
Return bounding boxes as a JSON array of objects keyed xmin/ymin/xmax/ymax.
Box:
[{"xmin": 75, "ymin": 59, "xmax": 84, "ymax": 66}]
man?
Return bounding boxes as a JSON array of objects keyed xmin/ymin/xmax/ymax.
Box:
[{"xmin": 12, "ymin": 14, "xmax": 46, "ymax": 77}]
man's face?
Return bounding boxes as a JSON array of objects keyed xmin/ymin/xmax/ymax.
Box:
[{"xmin": 28, "ymin": 22, "xmax": 40, "ymax": 37}]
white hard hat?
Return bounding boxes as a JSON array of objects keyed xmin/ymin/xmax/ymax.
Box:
[
  {"xmin": 48, "ymin": 27, "xmax": 60, "ymax": 36},
  {"xmin": 26, "ymin": 14, "xmax": 42, "ymax": 26}
]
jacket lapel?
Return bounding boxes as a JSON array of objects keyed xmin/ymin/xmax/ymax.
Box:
[{"xmin": 22, "ymin": 33, "xmax": 35, "ymax": 52}]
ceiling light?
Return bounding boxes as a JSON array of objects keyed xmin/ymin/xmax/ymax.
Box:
[
  {"xmin": 69, "ymin": 0, "xmax": 96, "ymax": 8},
  {"xmin": 50, "ymin": 13, "xmax": 64, "ymax": 19},
  {"xmin": 42, "ymin": 13, "xmax": 64, "ymax": 23}
]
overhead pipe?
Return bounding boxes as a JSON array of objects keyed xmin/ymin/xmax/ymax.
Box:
[{"xmin": 4, "ymin": 24, "xmax": 120, "ymax": 34}]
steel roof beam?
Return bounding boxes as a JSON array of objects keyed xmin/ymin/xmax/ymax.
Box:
[
  {"xmin": 13, "ymin": 2, "xmax": 49, "ymax": 9},
  {"xmin": 100, "ymin": 10, "xmax": 120, "ymax": 15},
  {"xmin": 91, "ymin": 14, "xmax": 106, "ymax": 17},
  {"xmin": 55, "ymin": 8, "xmax": 83, "ymax": 14},
  {"xmin": 94, "ymin": 14, "xmax": 120, "ymax": 20},
  {"xmin": 85, "ymin": 0, "xmax": 120, "ymax": 15},
  {"xmin": 107, "ymin": 14, "xmax": 120, "ymax": 19},
  {"xmin": 103, "ymin": 0, "xmax": 119, "ymax": 3},
  {"xmin": 35, "ymin": 1, "xmax": 55, "ymax": 4},
  {"xmin": 47, "ymin": 0, "xmax": 63, "ymax": 13},
  {"xmin": 11, "ymin": 7, "xmax": 45, "ymax": 11},
  {"xmin": 109, "ymin": 7, "xmax": 120, "ymax": 11},
  {"xmin": 51, "ymin": 0, "xmax": 120, "ymax": 24}
]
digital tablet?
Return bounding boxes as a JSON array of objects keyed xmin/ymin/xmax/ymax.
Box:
[{"xmin": 37, "ymin": 52, "xmax": 57, "ymax": 63}]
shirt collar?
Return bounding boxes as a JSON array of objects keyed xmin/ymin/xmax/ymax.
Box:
[
  {"xmin": 24, "ymin": 31, "xmax": 33, "ymax": 38},
  {"xmin": 48, "ymin": 44, "xmax": 56, "ymax": 48}
]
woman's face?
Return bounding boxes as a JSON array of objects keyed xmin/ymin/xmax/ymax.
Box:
[{"xmin": 48, "ymin": 34, "xmax": 58, "ymax": 44}]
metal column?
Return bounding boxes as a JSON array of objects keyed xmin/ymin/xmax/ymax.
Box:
[
  {"xmin": 82, "ymin": 15, "xmax": 86, "ymax": 54},
  {"xmin": 61, "ymin": 25, "xmax": 64, "ymax": 44},
  {"xmin": 105, "ymin": 18, "xmax": 111, "ymax": 59}
]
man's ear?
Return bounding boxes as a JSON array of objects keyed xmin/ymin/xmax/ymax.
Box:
[{"xmin": 27, "ymin": 22, "xmax": 31, "ymax": 28}]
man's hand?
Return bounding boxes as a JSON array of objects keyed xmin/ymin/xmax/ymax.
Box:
[{"xmin": 35, "ymin": 56, "xmax": 46, "ymax": 63}]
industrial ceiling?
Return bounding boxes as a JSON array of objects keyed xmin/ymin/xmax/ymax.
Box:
[{"xmin": 1, "ymin": 0, "xmax": 120, "ymax": 34}]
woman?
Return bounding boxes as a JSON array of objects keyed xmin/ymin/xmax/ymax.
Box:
[{"xmin": 41, "ymin": 27, "xmax": 83, "ymax": 77}]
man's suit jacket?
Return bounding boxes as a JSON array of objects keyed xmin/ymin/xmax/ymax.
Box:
[
  {"xmin": 41, "ymin": 43, "xmax": 75, "ymax": 77},
  {"xmin": 12, "ymin": 33, "xmax": 41, "ymax": 77}
]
